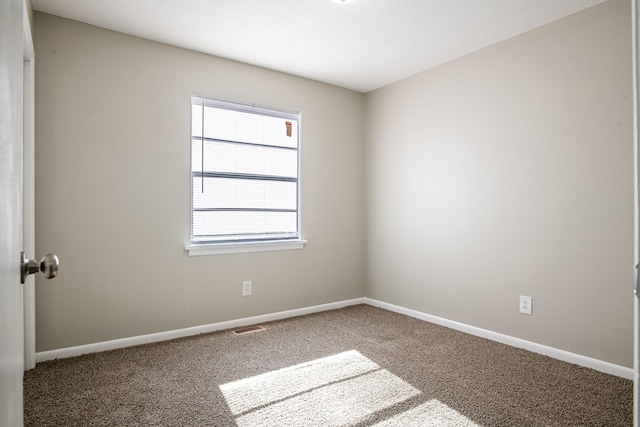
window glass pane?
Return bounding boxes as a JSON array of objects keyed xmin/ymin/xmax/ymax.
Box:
[
  {"xmin": 191, "ymin": 140, "xmax": 297, "ymax": 178},
  {"xmin": 235, "ymin": 114, "xmax": 297, "ymax": 149},
  {"xmin": 192, "ymin": 211, "xmax": 297, "ymax": 240},
  {"xmin": 192, "ymin": 178, "xmax": 297, "ymax": 211},
  {"xmin": 203, "ymin": 107, "xmax": 238, "ymax": 142},
  {"xmin": 190, "ymin": 95, "xmax": 300, "ymax": 244},
  {"xmin": 192, "ymin": 102, "xmax": 298, "ymax": 149},
  {"xmin": 264, "ymin": 147, "xmax": 298, "ymax": 178}
]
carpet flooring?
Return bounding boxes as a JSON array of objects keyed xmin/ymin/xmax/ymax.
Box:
[{"xmin": 23, "ymin": 304, "xmax": 632, "ymax": 426}]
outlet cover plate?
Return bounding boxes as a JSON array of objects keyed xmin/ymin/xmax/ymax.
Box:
[
  {"xmin": 242, "ymin": 280, "xmax": 252, "ymax": 296},
  {"xmin": 519, "ymin": 295, "xmax": 532, "ymax": 315}
]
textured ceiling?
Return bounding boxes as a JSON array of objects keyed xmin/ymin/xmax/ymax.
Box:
[{"xmin": 30, "ymin": 0, "xmax": 607, "ymax": 93}]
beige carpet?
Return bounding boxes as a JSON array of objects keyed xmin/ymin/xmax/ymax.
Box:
[{"xmin": 24, "ymin": 305, "xmax": 632, "ymax": 426}]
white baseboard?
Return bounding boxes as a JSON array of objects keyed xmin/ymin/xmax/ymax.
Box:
[
  {"xmin": 365, "ymin": 298, "xmax": 634, "ymax": 380},
  {"xmin": 35, "ymin": 298, "xmax": 365, "ymax": 363},
  {"xmin": 35, "ymin": 296, "xmax": 634, "ymax": 380}
]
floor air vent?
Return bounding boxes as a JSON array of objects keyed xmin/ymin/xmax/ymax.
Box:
[{"xmin": 232, "ymin": 325, "xmax": 266, "ymax": 335}]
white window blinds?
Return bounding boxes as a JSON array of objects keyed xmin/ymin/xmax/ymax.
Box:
[{"xmin": 190, "ymin": 95, "xmax": 301, "ymax": 244}]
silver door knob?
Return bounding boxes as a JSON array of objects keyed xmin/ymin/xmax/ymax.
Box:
[{"xmin": 21, "ymin": 252, "xmax": 59, "ymax": 284}]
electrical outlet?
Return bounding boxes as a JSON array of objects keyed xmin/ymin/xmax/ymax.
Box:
[
  {"xmin": 519, "ymin": 295, "xmax": 532, "ymax": 315},
  {"xmin": 242, "ymin": 280, "xmax": 252, "ymax": 297}
]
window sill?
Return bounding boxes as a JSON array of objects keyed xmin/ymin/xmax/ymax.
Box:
[{"xmin": 185, "ymin": 239, "xmax": 307, "ymax": 256}]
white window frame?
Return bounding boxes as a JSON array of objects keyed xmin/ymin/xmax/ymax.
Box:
[{"xmin": 185, "ymin": 95, "xmax": 306, "ymax": 256}]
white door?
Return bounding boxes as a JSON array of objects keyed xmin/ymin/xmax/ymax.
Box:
[
  {"xmin": 22, "ymin": 0, "xmax": 36, "ymax": 372},
  {"xmin": 0, "ymin": 0, "xmax": 26, "ymax": 425}
]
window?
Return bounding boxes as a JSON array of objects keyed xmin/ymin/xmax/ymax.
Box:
[{"xmin": 186, "ymin": 95, "xmax": 305, "ymax": 255}]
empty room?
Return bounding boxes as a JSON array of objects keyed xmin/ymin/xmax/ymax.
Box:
[{"xmin": 2, "ymin": 0, "xmax": 637, "ymax": 425}]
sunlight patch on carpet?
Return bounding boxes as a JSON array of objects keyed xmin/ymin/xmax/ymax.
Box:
[
  {"xmin": 220, "ymin": 350, "xmax": 432, "ymax": 426},
  {"xmin": 372, "ymin": 399, "xmax": 480, "ymax": 427},
  {"xmin": 219, "ymin": 350, "xmax": 383, "ymax": 415}
]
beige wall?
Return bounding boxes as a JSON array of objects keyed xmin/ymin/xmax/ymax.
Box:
[
  {"xmin": 365, "ymin": 0, "xmax": 634, "ymax": 367},
  {"xmin": 34, "ymin": 13, "xmax": 365, "ymax": 351},
  {"xmin": 35, "ymin": 0, "xmax": 635, "ymax": 369}
]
